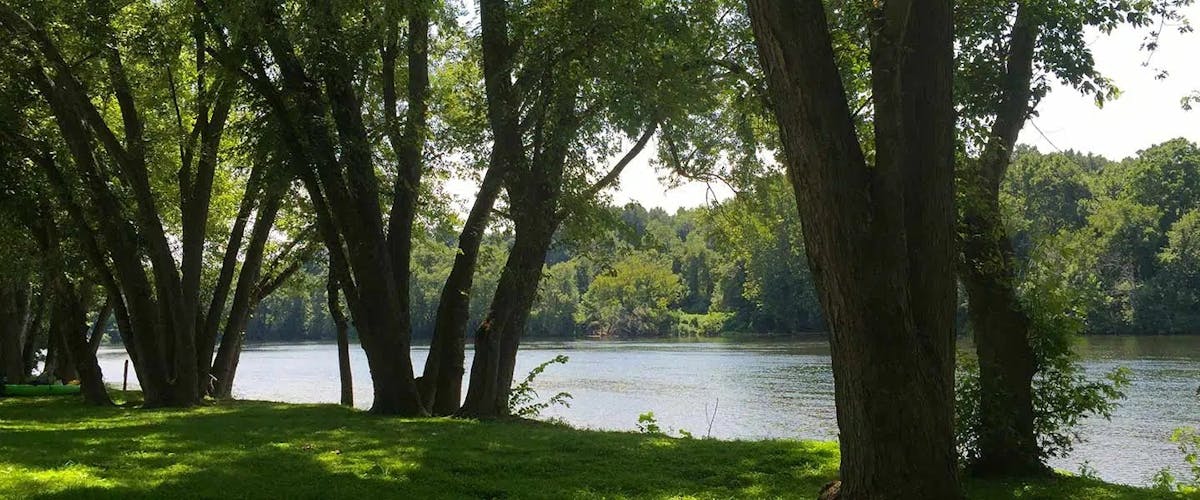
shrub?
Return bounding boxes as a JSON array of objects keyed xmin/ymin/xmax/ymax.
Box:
[{"xmin": 508, "ymin": 355, "xmax": 572, "ymax": 418}]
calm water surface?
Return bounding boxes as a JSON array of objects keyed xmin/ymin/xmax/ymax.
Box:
[{"xmin": 97, "ymin": 335, "xmax": 1199, "ymax": 486}]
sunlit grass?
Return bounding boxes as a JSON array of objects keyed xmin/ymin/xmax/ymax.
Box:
[{"xmin": 0, "ymin": 397, "xmax": 1191, "ymax": 499}]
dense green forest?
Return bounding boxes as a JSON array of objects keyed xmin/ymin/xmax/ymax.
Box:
[{"xmin": 247, "ymin": 138, "xmax": 1200, "ymax": 342}]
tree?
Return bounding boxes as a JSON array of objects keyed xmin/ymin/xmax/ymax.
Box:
[
  {"xmin": 0, "ymin": 0, "xmax": 241, "ymax": 406},
  {"xmin": 327, "ymin": 269, "xmax": 354, "ymax": 407},
  {"xmin": 200, "ymin": 0, "xmax": 432, "ymax": 414},
  {"xmin": 706, "ymin": 174, "xmax": 823, "ymax": 333},
  {"xmin": 460, "ymin": 0, "xmax": 671, "ymax": 417},
  {"xmin": 577, "ymin": 252, "xmax": 683, "ymax": 337},
  {"xmin": 747, "ymin": 0, "xmax": 961, "ymax": 497},
  {"xmin": 1081, "ymin": 139, "xmax": 1200, "ymax": 334},
  {"xmin": 30, "ymin": 200, "xmax": 113, "ymax": 406},
  {"xmin": 1154, "ymin": 210, "xmax": 1200, "ymax": 330},
  {"xmin": 954, "ymin": 0, "xmax": 1190, "ymax": 474}
]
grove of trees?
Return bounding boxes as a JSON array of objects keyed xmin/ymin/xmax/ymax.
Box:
[{"xmin": 0, "ymin": 0, "xmax": 1193, "ymax": 497}]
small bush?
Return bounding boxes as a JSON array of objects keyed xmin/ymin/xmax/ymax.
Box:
[
  {"xmin": 669, "ymin": 311, "xmax": 732, "ymax": 337},
  {"xmin": 508, "ymin": 355, "xmax": 572, "ymax": 418},
  {"xmin": 636, "ymin": 412, "xmax": 662, "ymax": 434}
]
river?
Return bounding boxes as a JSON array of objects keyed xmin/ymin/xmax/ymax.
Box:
[{"xmin": 96, "ymin": 335, "xmax": 1199, "ymax": 487}]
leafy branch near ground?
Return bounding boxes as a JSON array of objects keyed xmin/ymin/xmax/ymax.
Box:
[
  {"xmin": 507, "ymin": 355, "xmax": 572, "ymax": 419},
  {"xmin": 1151, "ymin": 427, "xmax": 1200, "ymax": 492}
]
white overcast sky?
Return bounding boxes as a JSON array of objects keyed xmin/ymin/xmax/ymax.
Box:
[{"xmin": 450, "ymin": 6, "xmax": 1199, "ymax": 213}]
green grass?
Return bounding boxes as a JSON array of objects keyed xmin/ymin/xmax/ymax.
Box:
[{"xmin": 0, "ymin": 397, "xmax": 1193, "ymax": 499}]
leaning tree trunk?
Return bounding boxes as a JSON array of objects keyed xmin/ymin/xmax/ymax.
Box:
[
  {"xmin": 30, "ymin": 201, "xmax": 110, "ymax": 405},
  {"xmin": 460, "ymin": 124, "xmax": 573, "ymax": 417},
  {"xmin": 210, "ymin": 180, "xmax": 285, "ymax": 398},
  {"xmin": 328, "ymin": 273, "xmax": 354, "ymax": 407},
  {"xmin": 460, "ymin": 213, "xmax": 559, "ymax": 418},
  {"xmin": 197, "ymin": 162, "xmax": 263, "ymax": 392},
  {"xmin": 49, "ymin": 287, "xmax": 112, "ymax": 406},
  {"xmin": 960, "ymin": 196, "xmax": 1039, "ymax": 473},
  {"xmin": 247, "ymin": 0, "xmax": 425, "ymax": 416},
  {"xmin": 748, "ymin": 0, "xmax": 961, "ymax": 498},
  {"xmin": 88, "ymin": 296, "xmax": 112, "ymax": 354},
  {"xmin": 422, "ymin": 149, "xmax": 511, "ymax": 414},
  {"xmin": 958, "ymin": 5, "xmax": 1044, "ymax": 476},
  {"xmin": 451, "ymin": 0, "xmax": 527, "ymax": 418}
]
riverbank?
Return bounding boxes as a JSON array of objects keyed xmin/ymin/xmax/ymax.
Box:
[{"xmin": 0, "ymin": 397, "xmax": 1189, "ymax": 499}]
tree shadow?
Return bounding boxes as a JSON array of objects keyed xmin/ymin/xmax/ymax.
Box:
[{"xmin": 0, "ymin": 398, "xmax": 838, "ymax": 499}]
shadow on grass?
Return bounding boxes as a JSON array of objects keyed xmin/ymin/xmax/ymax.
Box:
[
  {"xmin": 4, "ymin": 398, "xmax": 1187, "ymax": 499},
  {"xmin": 0, "ymin": 397, "xmax": 838, "ymax": 499}
]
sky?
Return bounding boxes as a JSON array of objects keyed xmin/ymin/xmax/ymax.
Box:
[{"xmin": 451, "ymin": 7, "xmax": 1199, "ymax": 213}]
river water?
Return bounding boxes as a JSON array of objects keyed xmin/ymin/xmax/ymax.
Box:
[{"xmin": 96, "ymin": 335, "xmax": 1199, "ymax": 486}]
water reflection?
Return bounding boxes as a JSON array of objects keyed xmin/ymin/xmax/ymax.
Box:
[{"xmin": 96, "ymin": 335, "xmax": 1199, "ymax": 486}]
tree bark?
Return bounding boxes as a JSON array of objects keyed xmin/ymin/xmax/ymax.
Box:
[
  {"xmin": 382, "ymin": 0, "xmax": 430, "ymax": 375},
  {"xmin": 422, "ymin": 136, "xmax": 513, "ymax": 414},
  {"xmin": 328, "ymin": 272, "xmax": 354, "ymax": 407},
  {"xmin": 460, "ymin": 216, "xmax": 559, "ymax": 418},
  {"xmin": 49, "ymin": 288, "xmax": 112, "ymax": 406},
  {"xmin": 461, "ymin": 69, "xmax": 578, "ymax": 417},
  {"xmin": 89, "ymin": 296, "xmax": 112, "ymax": 354},
  {"xmin": 747, "ymin": 0, "xmax": 961, "ymax": 498},
  {"xmin": 210, "ymin": 176, "xmax": 286, "ymax": 398},
  {"xmin": 31, "ymin": 201, "xmax": 111, "ymax": 406},
  {"xmin": 248, "ymin": 1, "xmax": 425, "ymax": 415},
  {"xmin": 452, "ymin": 0, "xmax": 527, "ymax": 418},
  {"xmin": 0, "ymin": 281, "xmax": 30, "ymax": 383},
  {"xmin": 197, "ymin": 161, "xmax": 264, "ymax": 391},
  {"xmin": 21, "ymin": 293, "xmax": 44, "ymax": 379},
  {"xmin": 958, "ymin": 5, "xmax": 1044, "ymax": 476}
]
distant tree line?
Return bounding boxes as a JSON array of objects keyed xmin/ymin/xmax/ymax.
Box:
[{"xmin": 244, "ymin": 137, "xmax": 1200, "ymax": 342}]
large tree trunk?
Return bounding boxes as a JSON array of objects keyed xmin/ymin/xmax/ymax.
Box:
[
  {"xmin": 460, "ymin": 80, "xmax": 575, "ymax": 418},
  {"xmin": 246, "ymin": 1, "xmax": 424, "ymax": 416},
  {"xmin": 459, "ymin": 217, "xmax": 558, "ymax": 418},
  {"xmin": 422, "ymin": 144, "xmax": 512, "ymax": 414},
  {"xmin": 49, "ymin": 287, "xmax": 112, "ymax": 406},
  {"xmin": 452, "ymin": 0, "xmax": 527, "ymax": 418},
  {"xmin": 960, "ymin": 208, "xmax": 1039, "ymax": 473},
  {"xmin": 31, "ymin": 201, "xmax": 111, "ymax": 406},
  {"xmin": 747, "ymin": 0, "xmax": 961, "ymax": 498},
  {"xmin": 0, "ymin": 281, "xmax": 31, "ymax": 383},
  {"xmin": 958, "ymin": 5, "xmax": 1043, "ymax": 476},
  {"xmin": 328, "ymin": 272, "xmax": 354, "ymax": 407},
  {"xmin": 382, "ymin": 1, "xmax": 430, "ymax": 400}
]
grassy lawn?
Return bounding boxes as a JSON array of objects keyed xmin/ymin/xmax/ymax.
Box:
[{"xmin": 0, "ymin": 397, "xmax": 1192, "ymax": 499}]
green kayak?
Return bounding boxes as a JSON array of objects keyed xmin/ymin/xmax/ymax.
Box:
[{"xmin": 2, "ymin": 384, "xmax": 82, "ymax": 397}]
